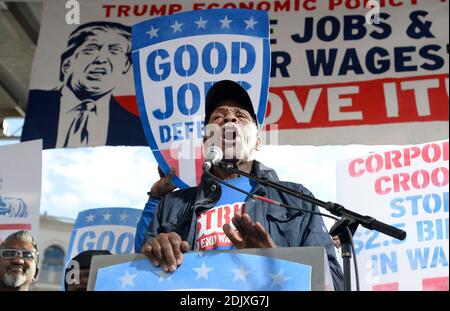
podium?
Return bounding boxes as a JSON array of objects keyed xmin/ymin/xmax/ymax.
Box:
[{"xmin": 88, "ymin": 247, "xmax": 334, "ymax": 291}]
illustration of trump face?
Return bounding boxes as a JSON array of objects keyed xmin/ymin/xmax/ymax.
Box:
[{"xmin": 60, "ymin": 22, "xmax": 132, "ymax": 99}]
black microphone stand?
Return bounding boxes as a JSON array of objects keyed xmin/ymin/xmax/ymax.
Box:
[{"xmin": 216, "ymin": 161, "xmax": 407, "ymax": 291}]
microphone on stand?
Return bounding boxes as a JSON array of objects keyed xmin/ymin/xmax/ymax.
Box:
[{"xmin": 202, "ymin": 146, "xmax": 223, "ymax": 171}]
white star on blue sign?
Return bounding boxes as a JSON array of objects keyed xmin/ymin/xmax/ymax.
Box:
[
  {"xmin": 195, "ymin": 17, "xmax": 208, "ymax": 30},
  {"xmin": 71, "ymin": 208, "xmax": 142, "ymax": 228},
  {"xmin": 244, "ymin": 17, "xmax": 258, "ymax": 30},
  {"xmin": 220, "ymin": 15, "xmax": 232, "ymax": 29},
  {"xmin": 146, "ymin": 26, "xmax": 159, "ymax": 39},
  {"xmin": 86, "ymin": 213, "xmax": 95, "ymax": 223},
  {"xmin": 119, "ymin": 212, "xmax": 129, "ymax": 222},
  {"xmin": 102, "ymin": 211, "xmax": 112, "ymax": 222},
  {"xmin": 231, "ymin": 265, "xmax": 251, "ymax": 282},
  {"xmin": 193, "ymin": 262, "xmax": 213, "ymax": 280},
  {"xmin": 118, "ymin": 270, "xmax": 138, "ymax": 288},
  {"xmin": 270, "ymin": 270, "xmax": 293, "ymax": 288},
  {"xmin": 170, "ymin": 20, "xmax": 183, "ymax": 33},
  {"xmin": 133, "ymin": 9, "xmax": 269, "ymax": 49},
  {"xmin": 157, "ymin": 270, "xmax": 172, "ymax": 283}
]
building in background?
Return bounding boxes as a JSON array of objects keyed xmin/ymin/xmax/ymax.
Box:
[{"xmin": 31, "ymin": 213, "xmax": 74, "ymax": 291}]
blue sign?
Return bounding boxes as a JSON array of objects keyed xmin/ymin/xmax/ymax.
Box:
[
  {"xmin": 95, "ymin": 252, "xmax": 311, "ymax": 291},
  {"xmin": 132, "ymin": 9, "xmax": 270, "ymax": 188},
  {"xmin": 65, "ymin": 208, "xmax": 142, "ymax": 266}
]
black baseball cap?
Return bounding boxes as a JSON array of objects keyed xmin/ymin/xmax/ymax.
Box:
[{"xmin": 204, "ymin": 80, "xmax": 258, "ymax": 127}]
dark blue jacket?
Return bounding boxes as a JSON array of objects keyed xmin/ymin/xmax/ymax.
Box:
[
  {"xmin": 139, "ymin": 161, "xmax": 344, "ymax": 290},
  {"xmin": 135, "ymin": 197, "xmax": 159, "ymax": 252},
  {"xmin": 21, "ymin": 89, "xmax": 147, "ymax": 149}
]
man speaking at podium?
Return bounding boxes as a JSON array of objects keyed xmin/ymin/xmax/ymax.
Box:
[{"xmin": 141, "ymin": 80, "xmax": 344, "ymax": 290}]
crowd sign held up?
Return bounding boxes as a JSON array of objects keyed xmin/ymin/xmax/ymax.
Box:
[
  {"xmin": 132, "ymin": 9, "xmax": 270, "ymax": 187},
  {"xmin": 337, "ymin": 140, "xmax": 449, "ymax": 291},
  {"xmin": 64, "ymin": 208, "xmax": 141, "ymax": 267}
]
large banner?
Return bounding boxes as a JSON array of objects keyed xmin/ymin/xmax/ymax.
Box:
[
  {"xmin": 0, "ymin": 140, "xmax": 42, "ymax": 244},
  {"xmin": 336, "ymin": 140, "xmax": 449, "ymax": 291},
  {"xmin": 21, "ymin": 0, "xmax": 448, "ymax": 150}
]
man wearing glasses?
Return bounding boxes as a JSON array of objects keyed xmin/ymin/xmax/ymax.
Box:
[{"xmin": 0, "ymin": 230, "xmax": 39, "ymax": 291}]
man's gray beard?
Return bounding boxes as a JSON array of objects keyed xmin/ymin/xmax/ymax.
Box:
[{"xmin": 3, "ymin": 271, "xmax": 27, "ymax": 288}]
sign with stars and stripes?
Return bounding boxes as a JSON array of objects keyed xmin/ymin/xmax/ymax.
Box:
[
  {"xmin": 64, "ymin": 208, "xmax": 142, "ymax": 271},
  {"xmin": 94, "ymin": 252, "xmax": 311, "ymax": 291},
  {"xmin": 132, "ymin": 9, "xmax": 270, "ymax": 188}
]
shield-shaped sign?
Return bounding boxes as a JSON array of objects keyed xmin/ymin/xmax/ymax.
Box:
[{"xmin": 132, "ymin": 9, "xmax": 270, "ymax": 188}]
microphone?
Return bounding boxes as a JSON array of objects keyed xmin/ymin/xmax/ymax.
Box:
[{"xmin": 202, "ymin": 146, "xmax": 223, "ymax": 171}]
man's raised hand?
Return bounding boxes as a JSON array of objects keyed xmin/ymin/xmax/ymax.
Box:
[{"xmin": 223, "ymin": 213, "xmax": 276, "ymax": 249}]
